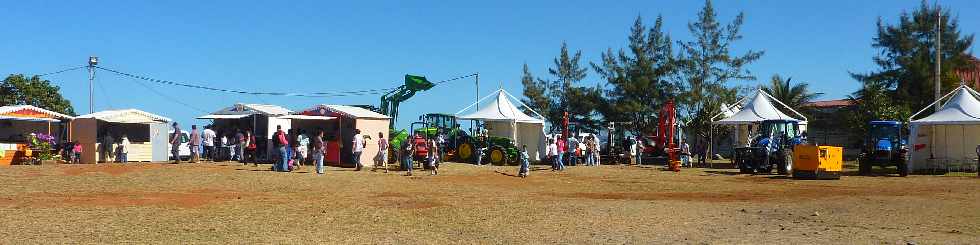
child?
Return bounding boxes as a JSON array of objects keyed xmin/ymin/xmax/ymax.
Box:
[
  {"xmin": 518, "ymin": 145, "xmax": 530, "ymax": 178},
  {"xmin": 72, "ymin": 141, "xmax": 82, "ymax": 164},
  {"xmin": 428, "ymin": 138, "xmax": 439, "ymax": 175}
]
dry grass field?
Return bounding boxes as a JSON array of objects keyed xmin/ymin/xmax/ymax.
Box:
[{"xmin": 0, "ymin": 161, "xmax": 977, "ymax": 244}]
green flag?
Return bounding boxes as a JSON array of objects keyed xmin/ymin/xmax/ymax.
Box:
[{"xmin": 405, "ymin": 74, "xmax": 434, "ymax": 90}]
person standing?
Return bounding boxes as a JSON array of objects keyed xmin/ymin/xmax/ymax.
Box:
[
  {"xmin": 245, "ymin": 130, "xmax": 256, "ymax": 166},
  {"xmin": 298, "ymin": 130, "xmax": 309, "ymax": 166},
  {"xmin": 273, "ymin": 125, "xmax": 289, "ymax": 172},
  {"xmin": 313, "ymin": 130, "xmax": 326, "ymax": 175},
  {"xmin": 235, "ymin": 129, "xmax": 246, "ymax": 163},
  {"xmin": 436, "ymin": 130, "xmax": 446, "ymax": 163},
  {"xmin": 627, "ymin": 137, "xmax": 636, "ymax": 166},
  {"xmin": 635, "ymin": 138, "xmax": 644, "ymax": 166},
  {"xmin": 375, "ymin": 132, "xmax": 389, "ymax": 173},
  {"xmin": 546, "ymin": 138, "xmax": 558, "ymax": 171},
  {"xmin": 71, "ymin": 141, "xmax": 82, "ymax": 164},
  {"xmin": 101, "ymin": 131, "xmax": 115, "ymax": 163},
  {"xmin": 680, "ymin": 141, "xmax": 691, "ymax": 167},
  {"xmin": 401, "ymin": 137, "xmax": 414, "ymax": 176},
  {"xmin": 556, "ymin": 135, "xmax": 566, "ymax": 171},
  {"xmin": 567, "ymin": 135, "xmax": 579, "ymax": 166},
  {"xmin": 518, "ymin": 145, "xmax": 530, "ymax": 178},
  {"xmin": 584, "ymin": 137, "xmax": 594, "ymax": 166},
  {"xmin": 202, "ymin": 126, "xmax": 216, "ymax": 162},
  {"xmin": 118, "ymin": 135, "xmax": 130, "ymax": 163},
  {"xmin": 352, "ymin": 129, "xmax": 365, "ymax": 171},
  {"xmin": 427, "ymin": 138, "xmax": 439, "ymax": 175},
  {"xmin": 190, "ymin": 125, "xmax": 201, "ymax": 163},
  {"xmin": 170, "ymin": 122, "xmax": 181, "ymax": 164}
]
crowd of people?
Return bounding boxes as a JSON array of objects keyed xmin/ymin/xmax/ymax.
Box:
[{"xmin": 545, "ymin": 134, "xmax": 601, "ymax": 172}]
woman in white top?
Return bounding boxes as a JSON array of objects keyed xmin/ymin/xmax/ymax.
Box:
[
  {"xmin": 118, "ymin": 135, "xmax": 130, "ymax": 163},
  {"xmin": 546, "ymin": 138, "xmax": 558, "ymax": 171}
]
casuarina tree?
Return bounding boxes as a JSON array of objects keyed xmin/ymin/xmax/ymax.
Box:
[
  {"xmin": 593, "ymin": 15, "xmax": 678, "ymax": 136},
  {"xmin": 677, "ymin": 0, "xmax": 763, "ymax": 142}
]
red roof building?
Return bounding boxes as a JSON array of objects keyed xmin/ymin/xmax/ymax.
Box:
[{"xmin": 956, "ymin": 56, "xmax": 980, "ymax": 88}]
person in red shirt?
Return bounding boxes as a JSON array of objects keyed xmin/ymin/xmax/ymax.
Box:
[{"xmin": 555, "ymin": 135, "xmax": 566, "ymax": 171}]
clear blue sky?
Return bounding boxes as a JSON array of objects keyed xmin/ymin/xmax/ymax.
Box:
[{"xmin": 2, "ymin": 0, "xmax": 977, "ymax": 129}]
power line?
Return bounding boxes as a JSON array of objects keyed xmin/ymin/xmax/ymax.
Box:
[
  {"xmin": 126, "ymin": 76, "xmax": 210, "ymax": 114},
  {"xmin": 36, "ymin": 65, "xmax": 87, "ymax": 77},
  {"xmin": 94, "ymin": 65, "xmax": 477, "ymax": 97}
]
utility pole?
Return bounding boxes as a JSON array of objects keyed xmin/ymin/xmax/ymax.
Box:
[
  {"xmin": 88, "ymin": 56, "xmax": 98, "ymax": 114},
  {"xmin": 934, "ymin": 5, "xmax": 942, "ymax": 112},
  {"xmin": 475, "ymin": 73, "xmax": 480, "ymax": 106}
]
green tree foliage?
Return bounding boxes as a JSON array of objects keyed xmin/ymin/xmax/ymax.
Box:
[
  {"xmin": 539, "ymin": 42, "xmax": 598, "ymax": 131},
  {"xmin": 760, "ymin": 74, "xmax": 822, "ymax": 113},
  {"xmin": 0, "ymin": 74, "xmax": 76, "ymax": 116},
  {"xmin": 519, "ymin": 63, "xmax": 550, "ymax": 118},
  {"xmin": 851, "ymin": 1, "xmax": 974, "ymax": 113},
  {"xmin": 592, "ymin": 15, "xmax": 677, "ymax": 135},
  {"xmin": 846, "ymin": 81, "xmax": 911, "ymax": 143},
  {"xmin": 677, "ymin": 0, "xmax": 763, "ymax": 139}
]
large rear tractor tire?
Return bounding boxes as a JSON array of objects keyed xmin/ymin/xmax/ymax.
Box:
[
  {"xmin": 858, "ymin": 155, "xmax": 871, "ymax": 176},
  {"xmin": 489, "ymin": 147, "xmax": 507, "ymax": 165},
  {"xmin": 457, "ymin": 142, "xmax": 474, "ymax": 163},
  {"xmin": 778, "ymin": 150, "xmax": 793, "ymax": 175}
]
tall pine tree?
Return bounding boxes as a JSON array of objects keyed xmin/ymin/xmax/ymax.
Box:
[{"xmin": 520, "ymin": 63, "xmax": 550, "ymax": 118}]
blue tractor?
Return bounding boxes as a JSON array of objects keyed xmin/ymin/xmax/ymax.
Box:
[
  {"xmin": 734, "ymin": 119, "xmax": 806, "ymax": 174},
  {"xmin": 858, "ymin": 121, "xmax": 909, "ymax": 177}
]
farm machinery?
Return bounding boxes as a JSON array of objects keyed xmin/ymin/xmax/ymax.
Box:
[
  {"xmin": 734, "ymin": 119, "xmax": 805, "ymax": 174},
  {"xmin": 857, "ymin": 121, "xmax": 908, "ymax": 177}
]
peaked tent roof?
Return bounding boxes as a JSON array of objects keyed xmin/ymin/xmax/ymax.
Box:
[
  {"xmin": 204, "ymin": 103, "xmax": 293, "ymax": 117},
  {"xmin": 303, "ymin": 105, "xmax": 390, "ymax": 119},
  {"xmin": 77, "ymin": 109, "xmax": 171, "ymax": 124},
  {"xmin": 910, "ymin": 86, "xmax": 980, "ymax": 125},
  {"xmin": 714, "ymin": 90, "xmax": 805, "ymax": 125},
  {"xmin": 455, "ymin": 89, "xmax": 545, "ymax": 124},
  {"xmin": 0, "ymin": 105, "xmax": 74, "ymax": 122}
]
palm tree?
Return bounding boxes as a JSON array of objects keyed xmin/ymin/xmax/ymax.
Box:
[{"xmin": 761, "ymin": 74, "xmax": 822, "ymax": 111}]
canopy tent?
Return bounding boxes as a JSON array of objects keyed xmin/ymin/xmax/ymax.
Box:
[
  {"xmin": 0, "ymin": 105, "xmax": 73, "ymax": 122},
  {"xmin": 72, "ymin": 109, "xmax": 172, "ymax": 163},
  {"xmin": 709, "ymin": 90, "xmax": 809, "ymax": 158},
  {"xmin": 908, "ymin": 85, "xmax": 980, "ymax": 172},
  {"xmin": 456, "ymin": 89, "xmax": 547, "ymax": 161}
]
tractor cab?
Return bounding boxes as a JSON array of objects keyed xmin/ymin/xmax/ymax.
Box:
[
  {"xmin": 735, "ymin": 119, "xmax": 804, "ymax": 174},
  {"xmin": 858, "ymin": 121, "xmax": 908, "ymax": 176}
]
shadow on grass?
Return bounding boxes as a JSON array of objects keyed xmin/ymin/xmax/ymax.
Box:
[{"xmin": 703, "ymin": 170, "xmax": 742, "ymax": 176}]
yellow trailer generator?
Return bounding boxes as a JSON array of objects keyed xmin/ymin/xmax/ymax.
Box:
[{"xmin": 792, "ymin": 145, "xmax": 842, "ymax": 180}]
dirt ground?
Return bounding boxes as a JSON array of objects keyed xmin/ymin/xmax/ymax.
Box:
[{"xmin": 0, "ymin": 161, "xmax": 976, "ymax": 244}]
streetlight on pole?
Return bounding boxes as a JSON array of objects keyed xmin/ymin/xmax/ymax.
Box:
[{"xmin": 88, "ymin": 56, "xmax": 98, "ymax": 114}]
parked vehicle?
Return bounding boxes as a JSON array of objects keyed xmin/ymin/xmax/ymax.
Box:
[
  {"xmin": 858, "ymin": 121, "xmax": 908, "ymax": 176},
  {"xmin": 734, "ymin": 119, "xmax": 805, "ymax": 174},
  {"xmin": 168, "ymin": 130, "xmax": 191, "ymax": 161}
]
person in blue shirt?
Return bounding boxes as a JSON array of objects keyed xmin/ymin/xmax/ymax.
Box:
[{"xmin": 518, "ymin": 145, "xmax": 530, "ymax": 178}]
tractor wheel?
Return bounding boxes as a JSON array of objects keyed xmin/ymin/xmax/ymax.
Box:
[
  {"xmin": 735, "ymin": 155, "xmax": 753, "ymax": 174},
  {"xmin": 858, "ymin": 155, "xmax": 871, "ymax": 176},
  {"xmin": 758, "ymin": 154, "xmax": 772, "ymax": 174},
  {"xmin": 489, "ymin": 147, "xmax": 507, "ymax": 165},
  {"xmin": 457, "ymin": 142, "xmax": 474, "ymax": 163},
  {"xmin": 778, "ymin": 150, "xmax": 793, "ymax": 175},
  {"xmin": 896, "ymin": 157, "xmax": 909, "ymax": 177}
]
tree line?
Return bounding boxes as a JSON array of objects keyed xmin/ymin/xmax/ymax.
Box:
[{"xmin": 520, "ymin": 0, "xmax": 975, "ymax": 146}]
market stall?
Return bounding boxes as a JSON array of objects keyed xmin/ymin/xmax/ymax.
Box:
[
  {"xmin": 71, "ymin": 109, "xmax": 171, "ymax": 163},
  {"xmin": 456, "ymin": 89, "xmax": 547, "ymax": 161},
  {"xmin": 0, "ymin": 105, "xmax": 74, "ymax": 165},
  {"xmin": 198, "ymin": 103, "xmax": 293, "ymax": 162},
  {"xmin": 297, "ymin": 105, "xmax": 389, "ymax": 167},
  {"xmin": 908, "ymin": 85, "xmax": 980, "ymax": 173}
]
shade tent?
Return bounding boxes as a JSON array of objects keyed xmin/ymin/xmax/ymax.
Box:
[
  {"xmin": 456, "ymin": 89, "xmax": 547, "ymax": 161},
  {"xmin": 71, "ymin": 109, "xmax": 172, "ymax": 163},
  {"xmin": 908, "ymin": 85, "xmax": 980, "ymax": 172},
  {"xmin": 709, "ymin": 90, "xmax": 808, "ymax": 157},
  {"xmin": 714, "ymin": 90, "xmax": 806, "ymax": 124}
]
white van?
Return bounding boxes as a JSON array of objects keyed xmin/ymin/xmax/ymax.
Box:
[{"xmin": 168, "ymin": 130, "xmax": 191, "ymax": 161}]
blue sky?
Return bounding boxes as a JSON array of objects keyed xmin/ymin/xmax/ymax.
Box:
[{"xmin": 2, "ymin": 0, "xmax": 978, "ymax": 129}]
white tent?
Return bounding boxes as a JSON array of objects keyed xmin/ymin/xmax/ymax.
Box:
[
  {"xmin": 709, "ymin": 90, "xmax": 809, "ymax": 157},
  {"xmin": 456, "ymin": 89, "xmax": 547, "ymax": 161},
  {"xmin": 908, "ymin": 85, "xmax": 980, "ymax": 172}
]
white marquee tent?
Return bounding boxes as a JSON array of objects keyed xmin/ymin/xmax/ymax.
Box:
[
  {"xmin": 908, "ymin": 85, "xmax": 980, "ymax": 172},
  {"xmin": 710, "ymin": 89, "xmax": 808, "ymax": 156},
  {"xmin": 456, "ymin": 89, "xmax": 547, "ymax": 161}
]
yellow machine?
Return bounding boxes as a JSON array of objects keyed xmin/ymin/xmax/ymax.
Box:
[{"xmin": 792, "ymin": 145, "xmax": 842, "ymax": 179}]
